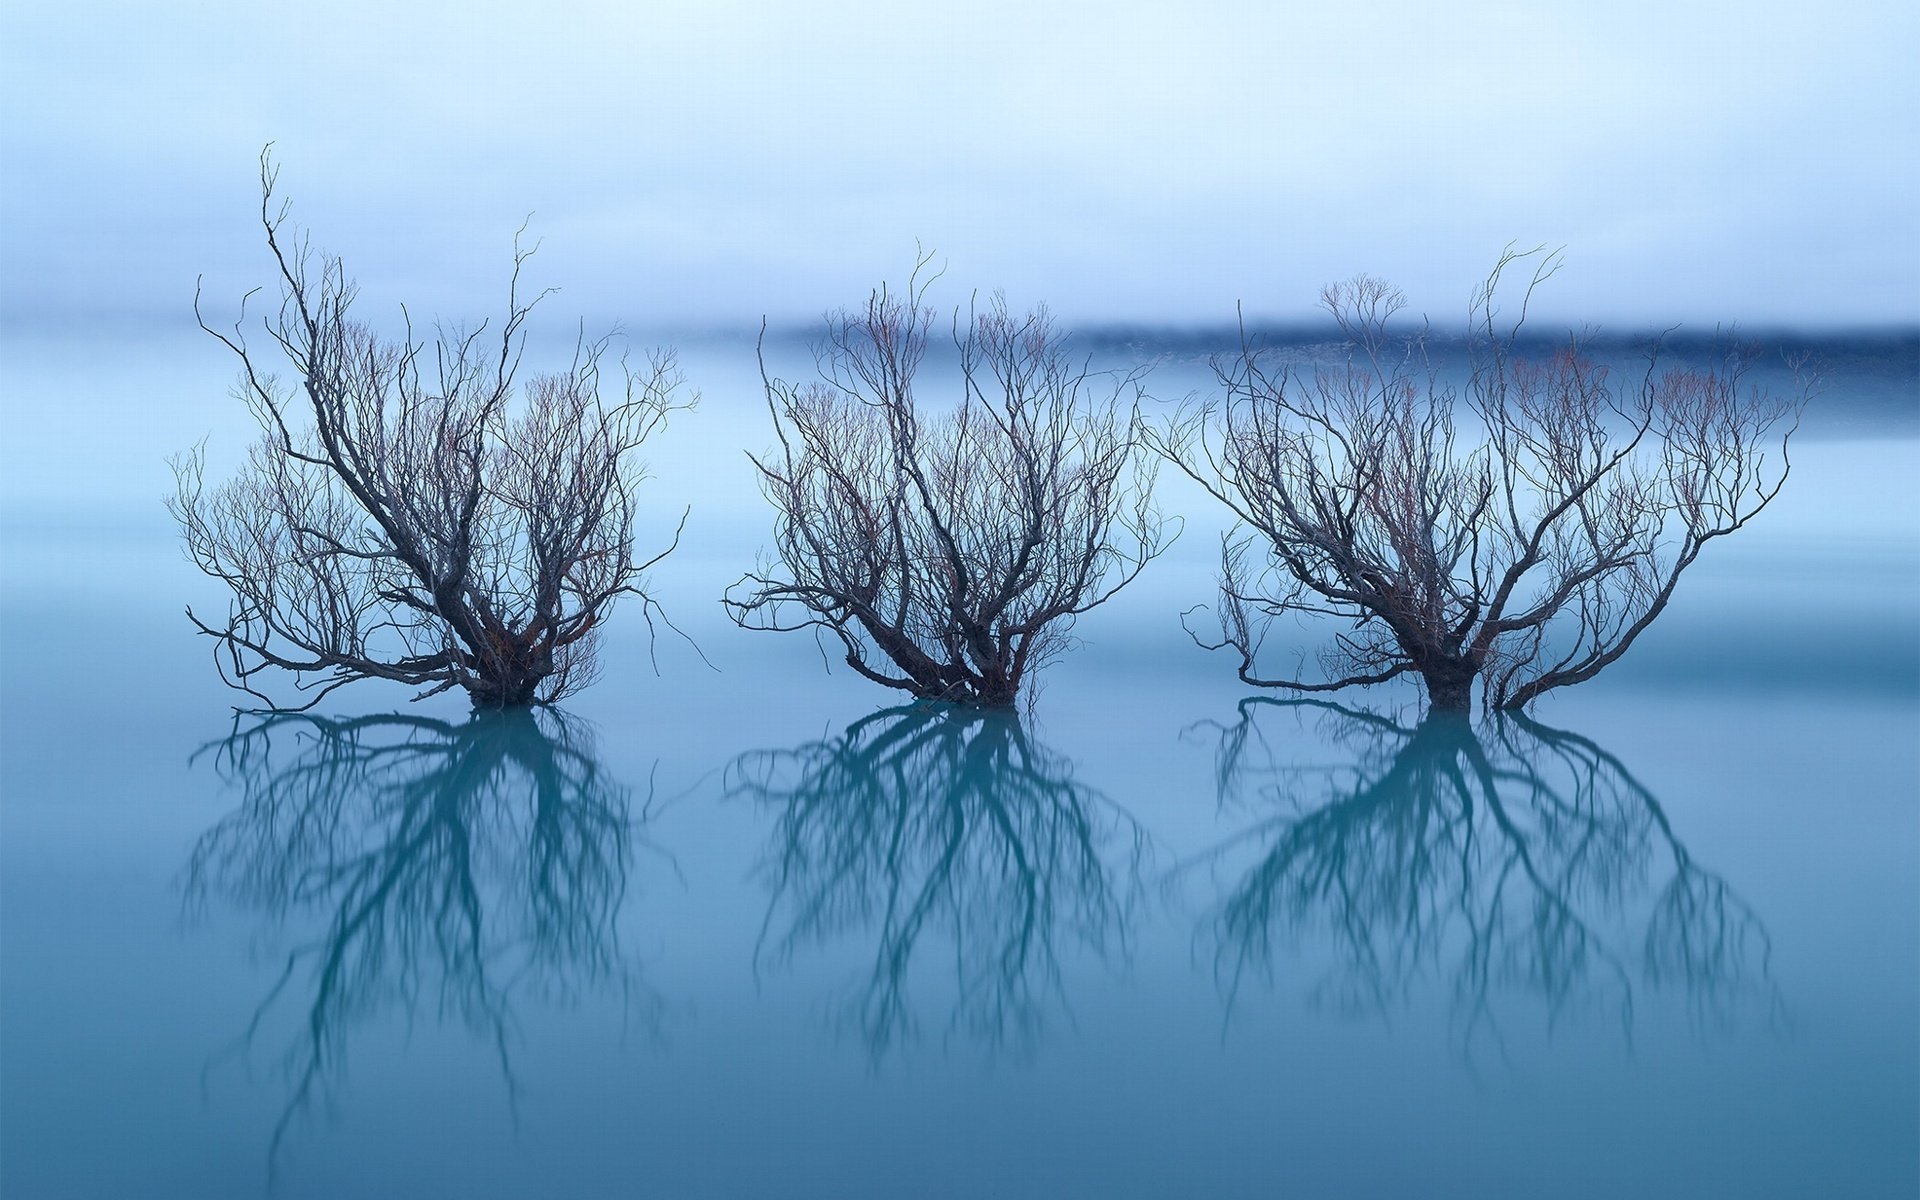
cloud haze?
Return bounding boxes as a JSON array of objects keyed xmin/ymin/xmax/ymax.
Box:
[{"xmin": 3, "ymin": 0, "xmax": 1916, "ymax": 333}]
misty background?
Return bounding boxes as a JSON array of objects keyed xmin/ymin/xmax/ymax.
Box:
[
  {"xmin": 1, "ymin": 0, "xmax": 1915, "ymax": 592},
  {"xmin": 3, "ymin": 0, "xmax": 1918, "ymax": 335}
]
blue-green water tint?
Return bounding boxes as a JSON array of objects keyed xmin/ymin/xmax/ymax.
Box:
[
  {"xmin": 1190, "ymin": 702, "xmax": 1781, "ymax": 1048},
  {"xmin": 2, "ymin": 332, "xmax": 1916, "ymax": 1198},
  {"xmin": 181, "ymin": 709, "xmax": 652, "ymax": 1172},
  {"xmin": 728, "ymin": 705, "xmax": 1146, "ymax": 1065}
]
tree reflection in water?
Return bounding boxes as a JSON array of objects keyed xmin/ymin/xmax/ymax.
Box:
[
  {"xmin": 1192, "ymin": 699, "xmax": 1780, "ymax": 1053},
  {"xmin": 186, "ymin": 709, "xmax": 652, "ymax": 1162},
  {"xmin": 729, "ymin": 705, "xmax": 1147, "ymax": 1061}
]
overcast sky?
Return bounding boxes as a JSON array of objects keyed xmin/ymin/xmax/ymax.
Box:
[{"xmin": 3, "ymin": 0, "xmax": 1916, "ymax": 335}]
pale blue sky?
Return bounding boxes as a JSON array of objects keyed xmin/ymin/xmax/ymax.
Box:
[{"xmin": 3, "ymin": 0, "xmax": 1916, "ymax": 332}]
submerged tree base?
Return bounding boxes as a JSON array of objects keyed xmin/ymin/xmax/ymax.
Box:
[{"xmin": 464, "ymin": 677, "xmax": 547, "ymax": 709}]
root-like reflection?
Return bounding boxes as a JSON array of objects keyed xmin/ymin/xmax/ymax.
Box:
[
  {"xmin": 729, "ymin": 705, "xmax": 1147, "ymax": 1062},
  {"xmin": 185, "ymin": 708, "xmax": 654, "ymax": 1167},
  {"xmin": 1192, "ymin": 699, "xmax": 1780, "ymax": 1054}
]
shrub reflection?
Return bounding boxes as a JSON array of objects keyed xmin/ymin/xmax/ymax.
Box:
[
  {"xmin": 186, "ymin": 709, "xmax": 650, "ymax": 1161},
  {"xmin": 729, "ymin": 705, "xmax": 1146, "ymax": 1061},
  {"xmin": 1193, "ymin": 700, "xmax": 1779, "ymax": 1049}
]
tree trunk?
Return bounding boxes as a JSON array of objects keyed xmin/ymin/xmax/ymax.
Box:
[{"xmin": 1421, "ymin": 664, "xmax": 1476, "ymax": 713}]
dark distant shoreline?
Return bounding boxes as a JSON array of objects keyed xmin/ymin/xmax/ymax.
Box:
[{"xmin": 1068, "ymin": 323, "xmax": 1920, "ymax": 362}]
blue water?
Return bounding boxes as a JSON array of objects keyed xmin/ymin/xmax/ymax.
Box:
[{"xmin": 2, "ymin": 332, "xmax": 1916, "ymax": 1198}]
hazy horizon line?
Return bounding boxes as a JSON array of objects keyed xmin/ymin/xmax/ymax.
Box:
[{"xmin": 4, "ymin": 305, "xmax": 1917, "ymax": 353}]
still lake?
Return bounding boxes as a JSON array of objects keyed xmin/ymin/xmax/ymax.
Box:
[{"xmin": 2, "ymin": 328, "xmax": 1916, "ymax": 1198}]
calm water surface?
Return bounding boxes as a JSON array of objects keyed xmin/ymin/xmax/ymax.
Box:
[{"xmin": 2, "ymin": 333, "xmax": 1916, "ymax": 1198}]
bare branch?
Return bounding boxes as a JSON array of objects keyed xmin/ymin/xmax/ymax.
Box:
[
  {"xmin": 1152, "ymin": 262, "xmax": 1806, "ymax": 712},
  {"xmin": 172, "ymin": 149, "xmax": 694, "ymax": 709},
  {"xmin": 726, "ymin": 269, "xmax": 1174, "ymax": 706}
]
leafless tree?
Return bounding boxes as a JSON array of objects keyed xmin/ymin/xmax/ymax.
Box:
[
  {"xmin": 1185, "ymin": 699, "xmax": 1779, "ymax": 1052},
  {"xmin": 1149, "ymin": 249, "xmax": 1807, "ymax": 711},
  {"xmin": 723, "ymin": 256, "xmax": 1173, "ymax": 706},
  {"xmin": 172, "ymin": 150, "xmax": 691, "ymax": 710},
  {"xmin": 727, "ymin": 705, "xmax": 1147, "ymax": 1060}
]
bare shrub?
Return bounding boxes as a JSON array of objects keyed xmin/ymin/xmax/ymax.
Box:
[
  {"xmin": 1149, "ymin": 248, "xmax": 1806, "ymax": 711},
  {"xmin": 724, "ymin": 256, "xmax": 1173, "ymax": 706},
  {"xmin": 172, "ymin": 150, "xmax": 691, "ymax": 709}
]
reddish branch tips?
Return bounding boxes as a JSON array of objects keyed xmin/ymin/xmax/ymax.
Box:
[
  {"xmin": 1149, "ymin": 248, "xmax": 1806, "ymax": 712},
  {"xmin": 724, "ymin": 257, "xmax": 1174, "ymax": 707},
  {"xmin": 173, "ymin": 150, "xmax": 691, "ymax": 710}
]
